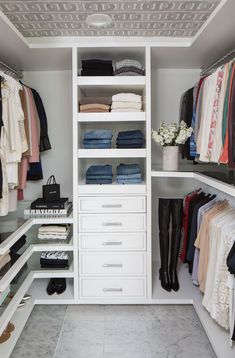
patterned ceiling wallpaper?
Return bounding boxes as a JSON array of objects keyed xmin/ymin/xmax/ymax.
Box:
[{"xmin": 0, "ymin": 1, "xmax": 222, "ymax": 38}]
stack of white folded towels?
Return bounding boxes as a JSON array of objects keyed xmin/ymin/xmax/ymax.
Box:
[
  {"xmin": 38, "ymin": 225, "xmax": 71, "ymax": 241},
  {"xmin": 111, "ymin": 93, "xmax": 142, "ymax": 112}
]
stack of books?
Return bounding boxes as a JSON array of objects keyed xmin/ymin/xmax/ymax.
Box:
[{"xmin": 24, "ymin": 198, "xmax": 72, "ymax": 217}]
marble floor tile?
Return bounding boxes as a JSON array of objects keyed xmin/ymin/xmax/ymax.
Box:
[
  {"xmin": 65, "ymin": 304, "xmax": 105, "ymax": 321},
  {"xmin": 11, "ymin": 305, "xmax": 67, "ymax": 358},
  {"xmin": 104, "ymin": 304, "xmax": 146, "ymax": 322}
]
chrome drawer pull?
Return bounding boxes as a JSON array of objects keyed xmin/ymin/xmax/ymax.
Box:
[
  {"xmin": 103, "ymin": 263, "xmax": 123, "ymax": 268},
  {"xmin": 102, "ymin": 222, "xmax": 122, "ymax": 226},
  {"xmin": 102, "ymin": 241, "xmax": 122, "ymax": 246},
  {"xmin": 103, "ymin": 288, "xmax": 123, "ymax": 292},
  {"xmin": 102, "ymin": 204, "xmax": 122, "ymax": 208}
]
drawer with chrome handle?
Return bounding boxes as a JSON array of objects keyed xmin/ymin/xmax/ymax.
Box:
[
  {"xmin": 79, "ymin": 213, "xmax": 146, "ymax": 232},
  {"xmin": 78, "ymin": 196, "xmax": 146, "ymax": 213},
  {"xmin": 80, "ymin": 253, "xmax": 146, "ymax": 275},
  {"xmin": 80, "ymin": 277, "xmax": 146, "ymax": 298},
  {"xmin": 79, "ymin": 233, "xmax": 146, "ymax": 251}
]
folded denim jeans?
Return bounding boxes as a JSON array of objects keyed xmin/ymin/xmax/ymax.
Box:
[
  {"xmin": 117, "ymin": 130, "xmax": 143, "ymax": 139},
  {"xmin": 83, "ymin": 130, "xmax": 113, "ymax": 140},
  {"xmin": 84, "ymin": 143, "xmax": 112, "ymax": 149},
  {"xmin": 117, "ymin": 173, "xmax": 142, "ymax": 180},
  {"xmin": 117, "ymin": 178, "xmax": 143, "ymax": 184},
  {"xmin": 86, "ymin": 178, "xmax": 112, "ymax": 184},
  {"xmin": 117, "ymin": 139, "xmax": 143, "ymax": 145},
  {"xmin": 86, "ymin": 175, "xmax": 113, "ymax": 180},
  {"xmin": 86, "ymin": 165, "xmax": 112, "ymax": 176},
  {"xmin": 117, "ymin": 144, "xmax": 143, "ymax": 148},
  {"xmin": 83, "ymin": 139, "xmax": 111, "ymax": 144},
  {"xmin": 117, "ymin": 164, "xmax": 141, "ymax": 175}
]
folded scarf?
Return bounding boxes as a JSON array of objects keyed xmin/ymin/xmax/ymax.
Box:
[
  {"xmin": 112, "ymin": 93, "xmax": 142, "ymax": 103},
  {"xmin": 111, "ymin": 101, "xmax": 142, "ymax": 110},
  {"xmin": 80, "ymin": 103, "xmax": 110, "ymax": 112},
  {"xmin": 115, "ymin": 59, "xmax": 143, "ymax": 70},
  {"xmin": 79, "ymin": 97, "xmax": 112, "ymax": 105},
  {"xmin": 114, "ymin": 66, "xmax": 145, "ymax": 76},
  {"xmin": 114, "ymin": 71, "xmax": 144, "ymax": 77}
]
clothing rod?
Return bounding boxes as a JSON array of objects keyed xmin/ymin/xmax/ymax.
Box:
[
  {"xmin": 201, "ymin": 48, "xmax": 235, "ymax": 77},
  {"xmin": 0, "ymin": 61, "xmax": 23, "ymax": 79}
]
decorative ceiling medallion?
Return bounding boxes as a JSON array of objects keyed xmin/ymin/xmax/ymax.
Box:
[{"xmin": 0, "ymin": 1, "xmax": 222, "ymax": 38}]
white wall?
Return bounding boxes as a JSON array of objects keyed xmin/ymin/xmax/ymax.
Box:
[
  {"xmin": 22, "ymin": 70, "xmax": 73, "ymax": 201},
  {"xmin": 151, "ymin": 68, "xmax": 201, "ymax": 260}
]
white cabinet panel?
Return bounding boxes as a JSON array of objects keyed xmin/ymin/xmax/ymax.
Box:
[{"xmin": 78, "ymin": 196, "xmax": 146, "ymax": 213}]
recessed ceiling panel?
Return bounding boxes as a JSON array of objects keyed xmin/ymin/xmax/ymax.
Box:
[{"xmin": 0, "ymin": 0, "xmax": 222, "ymax": 38}]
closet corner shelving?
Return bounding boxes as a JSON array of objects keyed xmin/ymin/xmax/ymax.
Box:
[{"xmin": 73, "ymin": 45, "xmax": 152, "ymax": 302}]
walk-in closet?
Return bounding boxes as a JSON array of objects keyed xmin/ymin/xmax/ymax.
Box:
[{"xmin": 0, "ymin": 1, "xmax": 235, "ymax": 357}]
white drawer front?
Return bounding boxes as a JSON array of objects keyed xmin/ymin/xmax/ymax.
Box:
[
  {"xmin": 80, "ymin": 253, "xmax": 146, "ymax": 275},
  {"xmin": 78, "ymin": 196, "xmax": 146, "ymax": 213},
  {"xmin": 80, "ymin": 233, "xmax": 146, "ymax": 251},
  {"xmin": 80, "ymin": 277, "xmax": 146, "ymax": 298},
  {"xmin": 79, "ymin": 213, "xmax": 146, "ymax": 232}
]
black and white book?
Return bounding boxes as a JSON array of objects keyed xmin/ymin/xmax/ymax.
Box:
[
  {"xmin": 31, "ymin": 197, "xmax": 69, "ymax": 209},
  {"xmin": 24, "ymin": 202, "xmax": 72, "ymax": 217}
]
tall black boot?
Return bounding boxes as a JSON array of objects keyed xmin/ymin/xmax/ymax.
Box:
[
  {"xmin": 169, "ymin": 199, "xmax": 183, "ymax": 291},
  {"xmin": 158, "ymin": 199, "xmax": 171, "ymax": 292}
]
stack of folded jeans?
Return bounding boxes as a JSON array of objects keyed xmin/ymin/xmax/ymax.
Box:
[
  {"xmin": 83, "ymin": 130, "xmax": 112, "ymax": 149},
  {"xmin": 79, "ymin": 97, "xmax": 111, "ymax": 113},
  {"xmin": 113, "ymin": 59, "xmax": 145, "ymax": 76},
  {"xmin": 111, "ymin": 93, "xmax": 142, "ymax": 112},
  {"xmin": 116, "ymin": 130, "xmax": 144, "ymax": 148},
  {"xmin": 116, "ymin": 164, "xmax": 142, "ymax": 184},
  {"xmin": 81, "ymin": 59, "xmax": 113, "ymax": 76},
  {"xmin": 86, "ymin": 165, "xmax": 113, "ymax": 184}
]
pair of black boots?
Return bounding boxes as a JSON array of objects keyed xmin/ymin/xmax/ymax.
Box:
[
  {"xmin": 47, "ymin": 278, "xmax": 66, "ymax": 295},
  {"xmin": 158, "ymin": 198, "xmax": 183, "ymax": 292}
]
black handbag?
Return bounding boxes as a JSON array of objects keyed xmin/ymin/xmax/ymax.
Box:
[{"xmin": 42, "ymin": 175, "xmax": 60, "ymax": 202}]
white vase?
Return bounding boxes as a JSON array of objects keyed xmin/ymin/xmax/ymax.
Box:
[{"xmin": 162, "ymin": 146, "xmax": 179, "ymax": 171}]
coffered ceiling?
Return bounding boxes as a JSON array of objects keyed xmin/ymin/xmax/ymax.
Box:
[{"xmin": 0, "ymin": 0, "xmax": 222, "ymax": 38}]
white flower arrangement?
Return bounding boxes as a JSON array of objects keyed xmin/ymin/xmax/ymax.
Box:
[{"xmin": 152, "ymin": 121, "xmax": 193, "ymax": 147}]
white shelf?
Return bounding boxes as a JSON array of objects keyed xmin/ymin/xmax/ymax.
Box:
[
  {"xmin": 77, "ymin": 112, "xmax": 146, "ymax": 122},
  {"xmin": 78, "ymin": 148, "xmax": 146, "ymax": 158},
  {"xmin": 30, "ymin": 278, "xmax": 74, "ymax": 304},
  {"xmin": 78, "ymin": 182, "xmax": 147, "ymax": 195},
  {"xmin": 77, "ymin": 76, "xmax": 145, "ymax": 87},
  {"xmin": 151, "ymin": 170, "xmax": 235, "ymax": 197}
]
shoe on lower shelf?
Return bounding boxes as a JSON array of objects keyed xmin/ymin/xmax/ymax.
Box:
[
  {"xmin": 22, "ymin": 293, "xmax": 32, "ymax": 302},
  {"xmin": 0, "ymin": 331, "xmax": 11, "ymax": 344},
  {"xmin": 47, "ymin": 278, "xmax": 58, "ymax": 295},
  {"xmin": 56, "ymin": 278, "xmax": 66, "ymax": 295},
  {"xmin": 5, "ymin": 322, "xmax": 15, "ymax": 333}
]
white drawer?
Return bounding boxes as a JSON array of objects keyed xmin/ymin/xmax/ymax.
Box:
[
  {"xmin": 79, "ymin": 232, "xmax": 146, "ymax": 251},
  {"xmin": 80, "ymin": 253, "xmax": 146, "ymax": 275},
  {"xmin": 80, "ymin": 277, "xmax": 146, "ymax": 298},
  {"xmin": 78, "ymin": 196, "xmax": 146, "ymax": 213},
  {"xmin": 79, "ymin": 213, "xmax": 146, "ymax": 232}
]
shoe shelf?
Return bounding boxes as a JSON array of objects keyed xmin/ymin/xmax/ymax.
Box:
[
  {"xmin": 29, "ymin": 278, "xmax": 74, "ymax": 304},
  {"xmin": 78, "ymin": 181, "xmax": 147, "ymax": 195},
  {"xmin": 77, "ymin": 148, "xmax": 147, "ymax": 158},
  {"xmin": 77, "ymin": 112, "xmax": 146, "ymax": 122}
]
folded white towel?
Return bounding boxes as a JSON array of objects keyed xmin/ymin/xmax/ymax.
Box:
[
  {"xmin": 111, "ymin": 101, "xmax": 142, "ymax": 110},
  {"xmin": 115, "ymin": 59, "xmax": 143, "ymax": 70},
  {"xmin": 111, "ymin": 108, "xmax": 142, "ymax": 112},
  {"xmin": 112, "ymin": 93, "xmax": 142, "ymax": 103},
  {"xmin": 38, "ymin": 234, "xmax": 68, "ymax": 240},
  {"xmin": 39, "ymin": 225, "xmax": 68, "ymax": 234}
]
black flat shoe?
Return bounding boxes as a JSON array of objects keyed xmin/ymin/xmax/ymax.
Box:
[
  {"xmin": 159, "ymin": 268, "xmax": 171, "ymax": 292},
  {"xmin": 170, "ymin": 268, "xmax": 180, "ymax": 291},
  {"xmin": 56, "ymin": 278, "xmax": 66, "ymax": 295},
  {"xmin": 46, "ymin": 278, "xmax": 57, "ymax": 295}
]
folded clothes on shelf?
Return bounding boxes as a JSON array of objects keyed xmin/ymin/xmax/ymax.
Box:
[
  {"xmin": 38, "ymin": 224, "xmax": 71, "ymax": 240},
  {"xmin": 116, "ymin": 130, "xmax": 144, "ymax": 148},
  {"xmin": 111, "ymin": 93, "xmax": 142, "ymax": 112},
  {"xmin": 79, "ymin": 103, "xmax": 110, "ymax": 113},
  {"xmin": 79, "ymin": 97, "xmax": 112, "ymax": 106},
  {"xmin": 113, "ymin": 59, "xmax": 145, "ymax": 76},
  {"xmin": 81, "ymin": 59, "xmax": 113, "ymax": 76},
  {"xmin": 0, "ymin": 252, "xmax": 11, "ymax": 271},
  {"xmin": 83, "ymin": 130, "xmax": 113, "ymax": 149},
  {"xmin": 86, "ymin": 164, "xmax": 113, "ymax": 184},
  {"xmin": 40, "ymin": 251, "xmax": 69, "ymax": 268},
  {"xmin": 116, "ymin": 163, "xmax": 143, "ymax": 184}
]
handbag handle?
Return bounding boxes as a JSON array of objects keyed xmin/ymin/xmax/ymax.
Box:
[{"xmin": 46, "ymin": 175, "xmax": 57, "ymax": 185}]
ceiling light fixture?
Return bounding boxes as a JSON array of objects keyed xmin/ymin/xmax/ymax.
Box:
[{"xmin": 85, "ymin": 14, "xmax": 112, "ymax": 28}]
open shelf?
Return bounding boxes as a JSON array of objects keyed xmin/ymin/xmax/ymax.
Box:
[
  {"xmin": 77, "ymin": 76, "xmax": 145, "ymax": 87},
  {"xmin": 78, "ymin": 181, "xmax": 147, "ymax": 195},
  {"xmin": 77, "ymin": 112, "xmax": 146, "ymax": 122},
  {"xmin": 29, "ymin": 278, "xmax": 74, "ymax": 304},
  {"xmin": 78, "ymin": 148, "xmax": 146, "ymax": 158}
]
